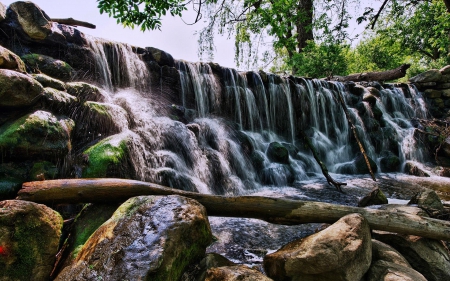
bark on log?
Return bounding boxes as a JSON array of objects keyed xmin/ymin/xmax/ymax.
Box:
[
  {"xmin": 330, "ymin": 64, "xmax": 411, "ymax": 82},
  {"xmin": 17, "ymin": 178, "xmax": 450, "ymax": 241},
  {"xmin": 51, "ymin": 18, "xmax": 96, "ymax": 29}
]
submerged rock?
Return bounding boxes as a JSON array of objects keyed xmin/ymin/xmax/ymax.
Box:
[
  {"xmin": 0, "ymin": 110, "xmax": 74, "ymax": 160},
  {"xmin": 21, "ymin": 54, "xmax": 74, "ymax": 81},
  {"xmin": 0, "ymin": 200, "xmax": 63, "ymax": 281},
  {"xmin": 56, "ymin": 195, "xmax": 212, "ymax": 281},
  {"xmin": 263, "ymin": 213, "xmax": 372, "ymax": 281},
  {"xmin": 0, "ymin": 69, "xmax": 44, "ymax": 108},
  {"xmin": 0, "ymin": 45, "xmax": 26, "ymax": 72},
  {"xmin": 205, "ymin": 265, "xmax": 273, "ymax": 281},
  {"xmin": 266, "ymin": 141, "xmax": 289, "ymax": 164}
]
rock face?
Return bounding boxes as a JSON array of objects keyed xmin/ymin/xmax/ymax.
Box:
[
  {"xmin": 0, "ymin": 45, "xmax": 26, "ymax": 72},
  {"xmin": 205, "ymin": 265, "xmax": 273, "ymax": 281},
  {"xmin": 0, "ymin": 69, "xmax": 44, "ymax": 108},
  {"xmin": 0, "ymin": 200, "xmax": 63, "ymax": 281},
  {"xmin": 263, "ymin": 213, "xmax": 372, "ymax": 281},
  {"xmin": 56, "ymin": 195, "xmax": 212, "ymax": 281},
  {"xmin": 372, "ymin": 231, "xmax": 450, "ymax": 281},
  {"xmin": 0, "ymin": 110, "xmax": 74, "ymax": 160},
  {"xmin": 8, "ymin": 1, "xmax": 52, "ymax": 40}
]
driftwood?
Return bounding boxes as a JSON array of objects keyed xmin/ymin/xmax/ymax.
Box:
[
  {"xmin": 17, "ymin": 178, "xmax": 450, "ymax": 241},
  {"xmin": 335, "ymin": 90, "xmax": 376, "ymax": 181},
  {"xmin": 299, "ymin": 130, "xmax": 347, "ymax": 192},
  {"xmin": 330, "ymin": 64, "xmax": 411, "ymax": 82},
  {"xmin": 51, "ymin": 18, "xmax": 96, "ymax": 29}
]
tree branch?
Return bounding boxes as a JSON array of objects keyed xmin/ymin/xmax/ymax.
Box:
[{"xmin": 51, "ymin": 18, "xmax": 96, "ymax": 29}]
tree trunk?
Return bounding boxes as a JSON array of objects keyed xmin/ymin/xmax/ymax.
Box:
[
  {"xmin": 16, "ymin": 178, "xmax": 450, "ymax": 241},
  {"xmin": 51, "ymin": 18, "xmax": 96, "ymax": 29},
  {"xmin": 330, "ymin": 64, "xmax": 411, "ymax": 82}
]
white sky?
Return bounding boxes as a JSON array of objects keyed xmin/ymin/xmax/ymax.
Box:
[{"xmin": 1, "ymin": 0, "xmax": 238, "ymax": 68}]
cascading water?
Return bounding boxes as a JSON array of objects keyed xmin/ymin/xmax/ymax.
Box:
[{"xmin": 82, "ymin": 39, "xmax": 430, "ymax": 196}]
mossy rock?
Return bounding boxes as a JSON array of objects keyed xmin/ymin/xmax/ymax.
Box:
[
  {"xmin": 266, "ymin": 142, "xmax": 289, "ymax": 164},
  {"xmin": 0, "ymin": 69, "xmax": 44, "ymax": 108},
  {"xmin": 358, "ymin": 188, "xmax": 388, "ymax": 207},
  {"xmin": 66, "ymin": 82, "xmax": 107, "ymax": 102},
  {"xmin": 21, "ymin": 54, "xmax": 74, "ymax": 81},
  {"xmin": 81, "ymin": 132, "xmax": 133, "ymax": 178},
  {"xmin": 380, "ymin": 151, "xmax": 401, "ymax": 172},
  {"xmin": 354, "ymin": 153, "xmax": 378, "ymax": 174},
  {"xmin": 0, "ymin": 45, "xmax": 26, "ymax": 72},
  {"xmin": 32, "ymin": 73, "xmax": 66, "ymax": 90},
  {"xmin": 0, "ymin": 200, "xmax": 63, "ymax": 281},
  {"xmin": 0, "ymin": 110, "xmax": 74, "ymax": 160},
  {"xmin": 29, "ymin": 161, "xmax": 58, "ymax": 181},
  {"xmin": 251, "ymin": 150, "xmax": 266, "ymax": 171}
]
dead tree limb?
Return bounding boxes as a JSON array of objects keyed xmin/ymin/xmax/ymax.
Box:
[
  {"xmin": 16, "ymin": 178, "xmax": 450, "ymax": 241},
  {"xmin": 299, "ymin": 130, "xmax": 347, "ymax": 192},
  {"xmin": 335, "ymin": 90, "xmax": 377, "ymax": 181},
  {"xmin": 51, "ymin": 18, "xmax": 96, "ymax": 29},
  {"xmin": 330, "ymin": 64, "xmax": 410, "ymax": 82}
]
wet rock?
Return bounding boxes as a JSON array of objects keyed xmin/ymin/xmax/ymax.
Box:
[
  {"xmin": 408, "ymin": 188, "xmax": 443, "ymax": 213},
  {"xmin": 82, "ymin": 131, "xmax": 134, "ymax": 178},
  {"xmin": 366, "ymin": 86, "xmax": 380, "ymax": 97},
  {"xmin": 362, "ymin": 92, "xmax": 377, "ymax": 105},
  {"xmin": 266, "ymin": 141, "xmax": 289, "ymax": 164},
  {"xmin": 8, "ymin": 1, "xmax": 52, "ymax": 40},
  {"xmin": 261, "ymin": 163, "xmax": 295, "ymax": 186},
  {"xmin": 32, "ymin": 73, "xmax": 66, "ymax": 90},
  {"xmin": 409, "ymin": 69, "xmax": 442, "ymax": 83},
  {"xmin": 355, "ymin": 153, "xmax": 378, "ymax": 174},
  {"xmin": 156, "ymin": 168, "xmax": 199, "ymax": 192},
  {"xmin": 424, "ymin": 89, "xmax": 442, "ymax": 99},
  {"xmin": 182, "ymin": 253, "xmax": 235, "ymax": 281},
  {"xmin": 0, "ymin": 200, "xmax": 63, "ymax": 281},
  {"xmin": 0, "ymin": 110, "xmax": 74, "ymax": 160},
  {"xmin": 251, "ymin": 150, "xmax": 266, "ymax": 171},
  {"xmin": 366, "ymin": 260, "xmax": 427, "ymax": 281},
  {"xmin": 29, "ymin": 160, "xmax": 58, "ymax": 181},
  {"xmin": 66, "ymin": 82, "xmax": 107, "ymax": 102},
  {"xmin": 21, "ymin": 54, "xmax": 74, "ymax": 81},
  {"xmin": 0, "ymin": 69, "xmax": 44, "ymax": 108},
  {"xmin": 358, "ymin": 188, "xmax": 388, "ymax": 207},
  {"xmin": 372, "ymin": 231, "xmax": 450, "ymax": 281},
  {"xmin": 371, "ymin": 239, "xmax": 410, "ymax": 267},
  {"xmin": 42, "ymin": 87, "xmax": 78, "ymax": 113},
  {"xmin": 144, "ymin": 46, "xmax": 174, "ymax": 67},
  {"xmin": 56, "ymin": 195, "xmax": 212, "ymax": 281},
  {"xmin": 263, "ymin": 213, "xmax": 372, "ymax": 281},
  {"xmin": 0, "ymin": 45, "xmax": 26, "ymax": 72},
  {"xmin": 350, "ymin": 84, "xmax": 366, "ymax": 96},
  {"xmin": 206, "ymin": 265, "xmax": 273, "ymax": 281},
  {"xmin": 0, "ymin": 1, "xmax": 5, "ymax": 22},
  {"xmin": 380, "ymin": 150, "xmax": 401, "ymax": 172},
  {"xmin": 404, "ymin": 161, "xmax": 430, "ymax": 177}
]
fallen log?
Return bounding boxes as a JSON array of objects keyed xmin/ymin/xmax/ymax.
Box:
[
  {"xmin": 330, "ymin": 64, "xmax": 411, "ymax": 82},
  {"xmin": 51, "ymin": 18, "xmax": 96, "ymax": 29},
  {"xmin": 17, "ymin": 178, "xmax": 450, "ymax": 241}
]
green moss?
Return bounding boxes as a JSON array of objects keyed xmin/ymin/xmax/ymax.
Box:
[
  {"xmin": 86, "ymin": 101, "xmax": 110, "ymax": 117},
  {"xmin": 82, "ymin": 133, "xmax": 129, "ymax": 178},
  {"xmin": 29, "ymin": 161, "xmax": 58, "ymax": 180}
]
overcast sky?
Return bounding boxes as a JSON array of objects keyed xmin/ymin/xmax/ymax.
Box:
[{"xmin": 2, "ymin": 0, "xmax": 238, "ymax": 68}]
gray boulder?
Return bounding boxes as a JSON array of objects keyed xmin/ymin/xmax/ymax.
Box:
[
  {"xmin": 0, "ymin": 69, "xmax": 43, "ymax": 108},
  {"xmin": 8, "ymin": 1, "xmax": 52, "ymax": 40},
  {"xmin": 263, "ymin": 213, "xmax": 372, "ymax": 281},
  {"xmin": 409, "ymin": 69, "xmax": 442, "ymax": 83},
  {"xmin": 0, "ymin": 200, "xmax": 63, "ymax": 281},
  {"xmin": 56, "ymin": 195, "xmax": 212, "ymax": 281}
]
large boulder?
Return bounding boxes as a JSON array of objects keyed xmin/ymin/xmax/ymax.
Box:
[
  {"xmin": 56, "ymin": 195, "xmax": 212, "ymax": 281},
  {"xmin": 366, "ymin": 260, "xmax": 427, "ymax": 281},
  {"xmin": 371, "ymin": 239, "xmax": 410, "ymax": 267},
  {"xmin": 21, "ymin": 54, "xmax": 75, "ymax": 81},
  {"xmin": 66, "ymin": 82, "xmax": 108, "ymax": 102},
  {"xmin": 372, "ymin": 231, "xmax": 450, "ymax": 281},
  {"xmin": 409, "ymin": 69, "xmax": 442, "ymax": 83},
  {"xmin": 0, "ymin": 110, "xmax": 74, "ymax": 160},
  {"xmin": 379, "ymin": 150, "xmax": 401, "ymax": 172},
  {"xmin": 408, "ymin": 188, "xmax": 444, "ymax": 213},
  {"xmin": 42, "ymin": 87, "xmax": 78, "ymax": 113},
  {"xmin": 0, "ymin": 1, "xmax": 6, "ymax": 22},
  {"xmin": 0, "ymin": 200, "xmax": 63, "ymax": 281},
  {"xmin": 7, "ymin": 1, "xmax": 52, "ymax": 40},
  {"xmin": 266, "ymin": 142, "xmax": 289, "ymax": 164},
  {"xmin": 263, "ymin": 213, "xmax": 372, "ymax": 281},
  {"xmin": 205, "ymin": 265, "xmax": 273, "ymax": 281},
  {"xmin": 0, "ymin": 45, "xmax": 26, "ymax": 72},
  {"xmin": 355, "ymin": 153, "xmax": 378, "ymax": 174},
  {"xmin": 0, "ymin": 69, "xmax": 44, "ymax": 108}
]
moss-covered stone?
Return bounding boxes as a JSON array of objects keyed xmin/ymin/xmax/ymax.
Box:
[
  {"xmin": 266, "ymin": 142, "xmax": 289, "ymax": 164},
  {"xmin": 55, "ymin": 195, "xmax": 212, "ymax": 281},
  {"xmin": 81, "ymin": 132, "xmax": 133, "ymax": 178},
  {"xmin": 66, "ymin": 82, "xmax": 107, "ymax": 102},
  {"xmin": 21, "ymin": 54, "xmax": 74, "ymax": 81},
  {"xmin": 42, "ymin": 87, "xmax": 78, "ymax": 113},
  {"xmin": 0, "ymin": 69, "xmax": 44, "ymax": 108},
  {"xmin": 355, "ymin": 153, "xmax": 378, "ymax": 174},
  {"xmin": 29, "ymin": 160, "xmax": 58, "ymax": 181},
  {"xmin": 0, "ymin": 45, "xmax": 26, "ymax": 72},
  {"xmin": 32, "ymin": 73, "xmax": 66, "ymax": 90},
  {"xmin": 0, "ymin": 110, "xmax": 74, "ymax": 160},
  {"xmin": 380, "ymin": 151, "xmax": 401, "ymax": 172},
  {"xmin": 0, "ymin": 200, "xmax": 63, "ymax": 281},
  {"xmin": 358, "ymin": 188, "xmax": 388, "ymax": 207}
]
